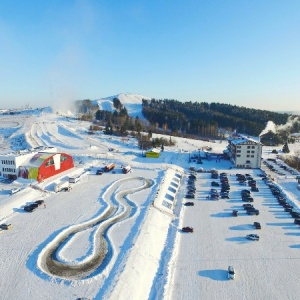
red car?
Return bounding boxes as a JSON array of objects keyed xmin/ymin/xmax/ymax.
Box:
[{"xmin": 182, "ymin": 227, "xmax": 194, "ymax": 233}]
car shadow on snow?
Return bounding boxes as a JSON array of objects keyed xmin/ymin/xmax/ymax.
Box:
[
  {"xmin": 289, "ymin": 244, "xmax": 300, "ymax": 249},
  {"xmin": 198, "ymin": 269, "xmax": 228, "ymax": 281},
  {"xmin": 210, "ymin": 212, "xmax": 232, "ymax": 218},
  {"xmin": 285, "ymin": 232, "xmax": 300, "ymax": 236},
  {"xmin": 229, "ymin": 224, "xmax": 253, "ymax": 231},
  {"xmin": 266, "ymin": 222, "xmax": 294, "ymax": 227},
  {"xmin": 225, "ymin": 236, "xmax": 248, "ymax": 244}
]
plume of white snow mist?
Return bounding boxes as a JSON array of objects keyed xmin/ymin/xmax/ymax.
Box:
[
  {"xmin": 259, "ymin": 121, "xmax": 277, "ymax": 136},
  {"xmin": 277, "ymin": 116, "xmax": 300, "ymax": 132}
]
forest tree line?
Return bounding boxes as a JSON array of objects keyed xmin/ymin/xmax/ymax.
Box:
[
  {"xmin": 75, "ymin": 97, "xmax": 300, "ymax": 145},
  {"xmin": 142, "ymin": 98, "xmax": 292, "ymax": 137}
]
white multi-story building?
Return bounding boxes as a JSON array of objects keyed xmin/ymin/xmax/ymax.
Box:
[{"xmin": 227, "ymin": 135, "xmax": 262, "ymax": 169}]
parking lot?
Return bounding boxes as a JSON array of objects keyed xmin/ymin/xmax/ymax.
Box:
[{"xmin": 165, "ymin": 168, "xmax": 300, "ymax": 300}]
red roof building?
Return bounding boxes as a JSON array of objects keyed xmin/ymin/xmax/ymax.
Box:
[{"xmin": 18, "ymin": 152, "xmax": 74, "ymax": 182}]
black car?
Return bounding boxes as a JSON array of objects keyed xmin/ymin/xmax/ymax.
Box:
[
  {"xmin": 247, "ymin": 209, "xmax": 259, "ymax": 215},
  {"xmin": 243, "ymin": 204, "xmax": 254, "ymax": 209},
  {"xmin": 242, "ymin": 197, "xmax": 254, "ymax": 202},
  {"xmin": 251, "ymin": 187, "xmax": 259, "ymax": 192},
  {"xmin": 24, "ymin": 203, "xmax": 39, "ymax": 212},
  {"xmin": 211, "ymin": 181, "xmax": 220, "ymax": 187},
  {"xmin": 294, "ymin": 218, "xmax": 300, "ymax": 225},
  {"xmin": 96, "ymin": 169, "xmax": 103, "ymax": 175},
  {"xmin": 291, "ymin": 211, "xmax": 300, "ymax": 218},
  {"xmin": 241, "ymin": 189, "xmax": 251, "ymax": 195},
  {"xmin": 253, "ymin": 222, "xmax": 261, "ymax": 229},
  {"xmin": 221, "ymin": 194, "xmax": 229, "ymax": 199},
  {"xmin": 182, "ymin": 226, "xmax": 194, "ymax": 233},
  {"xmin": 184, "ymin": 202, "xmax": 194, "ymax": 206},
  {"xmin": 34, "ymin": 200, "xmax": 44, "ymax": 206},
  {"xmin": 185, "ymin": 194, "xmax": 195, "ymax": 199}
]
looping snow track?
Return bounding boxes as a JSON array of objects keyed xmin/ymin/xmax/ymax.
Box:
[{"xmin": 37, "ymin": 177, "xmax": 152, "ymax": 280}]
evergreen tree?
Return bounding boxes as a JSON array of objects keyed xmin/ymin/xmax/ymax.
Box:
[{"xmin": 282, "ymin": 141, "xmax": 290, "ymax": 153}]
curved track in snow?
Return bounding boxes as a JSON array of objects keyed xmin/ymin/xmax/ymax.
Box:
[{"xmin": 38, "ymin": 177, "xmax": 153, "ymax": 280}]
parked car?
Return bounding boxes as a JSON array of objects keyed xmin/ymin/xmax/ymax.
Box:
[
  {"xmin": 211, "ymin": 181, "xmax": 220, "ymax": 187},
  {"xmin": 294, "ymin": 218, "xmax": 300, "ymax": 225},
  {"xmin": 185, "ymin": 194, "xmax": 195, "ymax": 199},
  {"xmin": 246, "ymin": 234, "xmax": 260, "ymax": 241},
  {"xmin": 232, "ymin": 210, "xmax": 238, "ymax": 217},
  {"xmin": 184, "ymin": 202, "xmax": 194, "ymax": 206},
  {"xmin": 228, "ymin": 266, "xmax": 235, "ymax": 279},
  {"xmin": 210, "ymin": 194, "xmax": 219, "ymax": 200},
  {"xmin": 253, "ymin": 222, "xmax": 261, "ymax": 229},
  {"xmin": 0, "ymin": 223, "xmax": 12, "ymax": 230},
  {"xmin": 241, "ymin": 189, "xmax": 251, "ymax": 195},
  {"xmin": 96, "ymin": 169, "xmax": 103, "ymax": 175},
  {"xmin": 291, "ymin": 211, "xmax": 300, "ymax": 218},
  {"xmin": 251, "ymin": 187, "xmax": 259, "ymax": 192},
  {"xmin": 247, "ymin": 209, "xmax": 259, "ymax": 215},
  {"xmin": 182, "ymin": 226, "xmax": 194, "ymax": 233},
  {"xmin": 24, "ymin": 203, "xmax": 39, "ymax": 212},
  {"xmin": 242, "ymin": 197, "xmax": 254, "ymax": 203},
  {"xmin": 34, "ymin": 200, "xmax": 44, "ymax": 206},
  {"xmin": 243, "ymin": 204, "xmax": 254, "ymax": 209}
]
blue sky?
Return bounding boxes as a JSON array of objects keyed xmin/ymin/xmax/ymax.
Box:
[{"xmin": 0, "ymin": 0, "xmax": 300, "ymax": 111}]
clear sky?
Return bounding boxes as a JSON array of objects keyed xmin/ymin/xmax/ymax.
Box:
[{"xmin": 1, "ymin": 0, "xmax": 300, "ymax": 111}]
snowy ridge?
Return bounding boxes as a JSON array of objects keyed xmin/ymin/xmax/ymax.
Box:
[{"xmin": 93, "ymin": 93, "xmax": 151, "ymax": 119}]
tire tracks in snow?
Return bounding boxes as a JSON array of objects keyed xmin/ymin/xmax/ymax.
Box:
[{"xmin": 37, "ymin": 177, "xmax": 153, "ymax": 280}]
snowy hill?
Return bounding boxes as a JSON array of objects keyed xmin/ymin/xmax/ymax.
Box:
[{"xmin": 92, "ymin": 93, "xmax": 151, "ymax": 120}]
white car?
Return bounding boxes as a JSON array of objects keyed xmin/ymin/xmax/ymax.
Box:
[
  {"xmin": 228, "ymin": 266, "xmax": 235, "ymax": 279},
  {"xmin": 246, "ymin": 234, "xmax": 259, "ymax": 241}
]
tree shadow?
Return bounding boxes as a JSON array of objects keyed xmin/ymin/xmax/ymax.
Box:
[{"xmin": 198, "ymin": 269, "xmax": 228, "ymax": 281}]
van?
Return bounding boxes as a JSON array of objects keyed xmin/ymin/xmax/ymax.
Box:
[
  {"xmin": 228, "ymin": 266, "xmax": 235, "ymax": 279},
  {"xmin": 69, "ymin": 177, "xmax": 80, "ymax": 183},
  {"xmin": 122, "ymin": 165, "xmax": 131, "ymax": 174}
]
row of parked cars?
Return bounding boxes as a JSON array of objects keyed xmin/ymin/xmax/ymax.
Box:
[
  {"xmin": 267, "ymin": 182, "xmax": 300, "ymax": 224},
  {"xmin": 233, "ymin": 173, "xmax": 261, "ymax": 240},
  {"xmin": 264, "ymin": 158, "xmax": 299, "ymax": 176},
  {"xmin": 210, "ymin": 172, "xmax": 230, "ymax": 200},
  {"xmin": 182, "ymin": 173, "xmax": 197, "ymax": 233}
]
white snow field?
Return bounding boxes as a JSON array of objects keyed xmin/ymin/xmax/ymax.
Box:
[{"xmin": 1, "ymin": 105, "xmax": 300, "ymax": 300}]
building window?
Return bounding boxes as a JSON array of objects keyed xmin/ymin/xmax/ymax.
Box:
[
  {"xmin": 251, "ymin": 155, "xmax": 254, "ymax": 157},
  {"xmin": 252, "ymin": 146, "xmax": 255, "ymax": 149},
  {"xmin": 247, "ymin": 155, "xmax": 250, "ymax": 157},
  {"xmin": 237, "ymin": 150, "xmax": 241, "ymax": 153},
  {"xmin": 237, "ymin": 146, "xmax": 241, "ymax": 148},
  {"xmin": 246, "ymin": 160, "xmax": 251, "ymax": 163},
  {"xmin": 61, "ymin": 155, "xmax": 68, "ymax": 162},
  {"xmin": 247, "ymin": 150, "xmax": 250, "ymax": 153},
  {"xmin": 247, "ymin": 146, "xmax": 251, "ymax": 149},
  {"xmin": 237, "ymin": 155, "xmax": 241, "ymax": 157}
]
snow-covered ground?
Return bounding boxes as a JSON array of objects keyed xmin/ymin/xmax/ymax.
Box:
[{"xmin": 1, "ymin": 106, "xmax": 300, "ymax": 300}]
